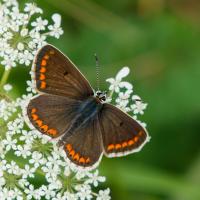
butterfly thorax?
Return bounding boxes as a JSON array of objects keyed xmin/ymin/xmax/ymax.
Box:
[{"xmin": 95, "ymin": 91, "xmax": 106, "ymax": 103}]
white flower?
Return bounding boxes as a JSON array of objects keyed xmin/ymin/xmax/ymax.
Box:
[
  {"xmin": 42, "ymin": 165, "xmax": 60, "ymax": 181},
  {"xmin": 21, "ymin": 165, "xmax": 35, "ymax": 179},
  {"xmin": 77, "ymin": 184, "xmax": 92, "ymax": 200},
  {"xmin": 24, "ymin": 3, "xmax": 42, "ymax": 15},
  {"xmin": 19, "ymin": 50, "xmax": 34, "ymax": 66},
  {"xmin": 2, "ymin": 0, "xmax": 18, "ymax": 7},
  {"xmin": 29, "ymin": 151, "xmax": 46, "ymax": 168},
  {"xmin": 115, "ymin": 89, "xmax": 133, "ymax": 109},
  {"xmin": 97, "ymin": 189, "xmax": 111, "ymax": 200},
  {"xmin": 0, "ymin": 100, "xmax": 17, "ymax": 121},
  {"xmin": 11, "ymin": 188, "xmax": 23, "ymax": 200},
  {"xmin": 48, "ymin": 14, "xmax": 63, "ymax": 39},
  {"xmin": 41, "ymin": 185, "xmax": 56, "ymax": 199},
  {"xmin": 19, "ymin": 130, "xmax": 34, "ymax": 144},
  {"xmin": 31, "ymin": 32, "xmax": 47, "ymax": 48},
  {"xmin": 25, "ymin": 185, "xmax": 42, "ymax": 200},
  {"xmin": 3, "ymin": 83, "xmax": 12, "ymax": 92},
  {"xmin": 26, "ymin": 80, "xmax": 36, "ymax": 94},
  {"xmin": 46, "ymin": 152, "xmax": 63, "ymax": 168},
  {"xmin": 6, "ymin": 161, "xmax": 21, "ymax": 175},
  {"xmin": 0, "ymin": 1, "xmax": 63, "ymax": 70},
  {"xmin": 117, "ymin": 89, "xmax": 133, "ymax": 101},
  {"xmin": 20, "ymin": 28, "xmax": 28, "ymax": 37},
  {"xmin": 15, "ymin": 144, "xmax": 31, "ymax": 158},
  {"xmin": 1, "ymin": 55, "xmax": 16, "ymax": 70},
  {"xmin": 31, "ymin": 17, "xmax": 48, "ymax": 31},
  {"xmin": 7, "ymin": 117, "xmax": 24, "ymax": 135},
  {"xmin": 86, "ymin": 170, "xmax": 106, "ymax": 187},
  {"xmin": 106, "ymin": 67, "xmax": 133, "ymax": 93},
  {"xmin": 131, "ymin": 101, "xmax": 147, "ymax": 115},
  {"xmin": 3, "ymin": 135, "xmax": 17, "ymax": 151}
]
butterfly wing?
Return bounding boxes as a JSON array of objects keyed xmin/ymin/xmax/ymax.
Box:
[
  {"xmin": 33, "ymin": 44, "xmax": 94, "ymax": 100},
  {"xmin": 99, "ymin": 103, "xmax": 150, "ymax": 157},
  {"xmin": 26, "ymin": 94, "xmax": 81, "ymax": 138},
  {"xmin": 63, "ymin": 115, "xmax": 103, "ymax": 170}
]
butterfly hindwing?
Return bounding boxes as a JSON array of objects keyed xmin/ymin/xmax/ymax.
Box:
[
  {"xmin": 99, "ymin": 103, "xmax": 149, "ymax": 157},
  {"xmin": 62, "ymin": 115, "xmax": 103, "ymax": 169},
  {"xmin": 34, "ymin": 45, "xmax": 94, "ymax": 100},
  {"xmin": 27, "ymin": 94, "xmax": 81, "ymax": 138}
]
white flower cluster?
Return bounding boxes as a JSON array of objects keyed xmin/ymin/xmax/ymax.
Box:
[
  {"xmin": 106, "ymin": 67, "xmax": 148, "ymax": 127},
  {"xmin": 0, "ymin": 0, "xmax": 63, "ymax": 70},
  {"xmin": 0, "ymin": 99, "xmax": 17, "ymax": 121},
  {"xmin": 0, "ymin": 81, "xmax": 111, "ymax": 200}
]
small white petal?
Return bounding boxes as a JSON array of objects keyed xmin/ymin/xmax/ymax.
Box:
[
  {"xmin": 132, "ymin": 95, "xmax": 141, "ymax": 101},
  {"xmin": 3, "ymin": 84, "xmax": 13, "ymax": 92},
  {"xmin": 116, "ymin": 66, "xmax": 130, "ymax": 80},
  {"xmin": 52, "ymin": 13, "xmax": 61, "ymax": 27},
  {"xmin": 119, "ymin": 81, "xmax": 133, "ymax": 90},
  {"xmin": 17, "ymin": 42, "xmax": 24, "ymax": 51},
  {"xmin": 106, "ymin": 78, "xmax": 115, "ymax": 84}
]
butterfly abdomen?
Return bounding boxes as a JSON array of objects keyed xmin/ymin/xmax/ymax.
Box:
[{"xmin": 63, "ymin": 97, "xmax": 102, "ymax": 138}]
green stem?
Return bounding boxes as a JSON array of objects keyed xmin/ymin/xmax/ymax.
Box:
[{"xmin": 0, "ymin": 68, "xmax": 11, "ymax": 88}]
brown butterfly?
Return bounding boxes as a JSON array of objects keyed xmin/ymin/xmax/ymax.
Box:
[{"xmin": 25, "ymin": 44, "xmax": 150, "ymax": 170}]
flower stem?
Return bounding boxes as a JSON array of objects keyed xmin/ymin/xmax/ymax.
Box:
[{"xmin": 0, "ymin": 68, "xmax": 11, "ymax": 88}]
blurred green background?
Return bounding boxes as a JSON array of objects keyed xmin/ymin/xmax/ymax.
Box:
[{"xmin": 3, "ymin": 0, "xmax": 200, "ymax": 199}]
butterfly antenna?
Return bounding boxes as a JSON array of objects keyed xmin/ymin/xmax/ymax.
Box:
[{"xmin": 95, "ymin": 53, "xmax": 100, "ymax": 91}]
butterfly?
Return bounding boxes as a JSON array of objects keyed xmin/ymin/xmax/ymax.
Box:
[{"xmin": 25, "ymin": 44, "xmax": 150, "ymax": 170}]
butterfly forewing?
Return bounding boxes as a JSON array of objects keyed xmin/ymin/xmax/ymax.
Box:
[
  {"xmin": 34, "ymin": 45, "xmax": 94, "ymax": 100},
  {"xmin": 99, "ymin": 103, "xmax": 148, "ymax": 157},
  {"xmin": 63, "ymin": 115, "xmax": 103, "ymax": 169},
  {"xmin": 27, "ymin": 94, "xmax": 81, "ymax": 138}
]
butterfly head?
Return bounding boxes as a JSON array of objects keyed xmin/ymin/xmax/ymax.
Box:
[{"xmin": 95, "ymin": 90, "xmax": 107, "ymax": 102}]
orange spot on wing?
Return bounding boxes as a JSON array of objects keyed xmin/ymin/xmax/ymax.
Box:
[
  {"xmin": 47, "ymin": 129, "xmax": 57, "ymax": 136},
  {"xmin": 36, "ymin": 120, "xmax": 43, "ymax": 127},
  {"xmin": 69, "ymin": 150, "xmax": 75, "ymax": 157},
  {"xmin": 86, "ymin": 157, "xmax": 90, "ymax": 164},
  {"xmin": 73, "ymin": 153, "xmax": 80, "ymax": 161},
  {"xmin": 107, "ymin": 144, "xmax": 114, "ymax": 151},
  {"xmin": 66, "ymin": 144, "xmax": 72, "ymax": 152},
  {"xmin": 40, "ymin": 81, "xmax": 46, "ymax": 89},
  {"xmin": 115, "ymin": 144, "xmax": 121, "ymax": 149},
  {"xmin": 134, "ymin": 137, "xmax": 139, "ymax": 142},
  {"xmin": 44, "ymin": 55, "xmax": 49, "ymax": 60},
  {"xmin": 40, "ymin": 67, "xmax": 46, "ymax": 73},
  {"xmin": 31, "ymin": 114, "xmax": 38, "ymax": 121},
  {"xmin": 122, "ymin": 142, "xmax": 128, "ymax": 148},
  {"xmin": 128, "ymin": 140, "xmax": 134, "ymax": 146},
  {"xmin": 41, "ymin": 125, "xmax": 48, "ymax": 132},
  {"xmin": 138, "ymin": 131, "xmax": 143, "ymax": 136},
  {"xmin": 79, "ymin": 157, "xmax": 86, "ymax": 164},
  {"xmin": 31, "ymin": 108, "xmax": 37, "ymax": 114},
  {"xmin": 39, "ymin": 74, "xmax": 45, "ymax": 80},
  {"xmin": 41, "ymin": 59, "xmax": 47, "ymax": 66}
]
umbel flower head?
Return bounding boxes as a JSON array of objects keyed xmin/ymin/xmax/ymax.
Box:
[{"xmin": 0, "ymin": 0, "xmax": 63, "ymax": 70}]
